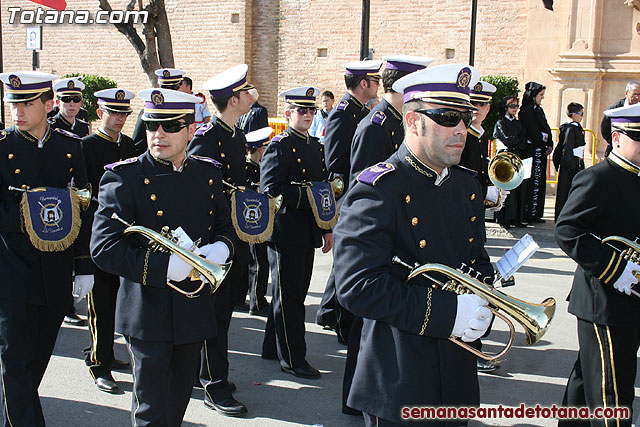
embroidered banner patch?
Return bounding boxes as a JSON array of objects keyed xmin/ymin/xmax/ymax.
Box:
[
  {"xmin": 305, "ymin": 181, "xmax": 338, "ymax": 230},
  {"xmin": 20, "ymin": 187, "xmax": 81, "ymax": 252},
  {"xmin": 230, "ymin": 188, "xmax": 277, "ymax": 243}
]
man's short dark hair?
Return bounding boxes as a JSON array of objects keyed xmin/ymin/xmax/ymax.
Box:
[
  {"xmin": 182, "ymin": 76, "xmax": 193, "ymax": 90},
  {"xmin": 567, "ymin": 102, "xmax": 583, "ymax": 117},
  {"xmin": 211, "ymin": 92, "xmax": 240, "ymax": 113},
  {"xmin": 382, "ymin": 69, "xmax": 410, "ymax": 93},
  {"xmin": 181, "ymin": 113, "xmax": 195, "ymax": 125},
  {"xmin": 401, "ymin": 99, "xmax": 427, "ymax": 135},
  {"xmin": 345, "ymin": 74, "xmax": 367, "ymax": 91},
  {"xmin": 39, "ymin": 89, "xmax": 54, "ymax": 103},
  {"xmin": 321, "ymin": 90, "xmax": 334, "ymax": 100}
]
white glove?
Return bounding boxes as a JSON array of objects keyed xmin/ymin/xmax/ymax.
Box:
[
  {"xmin": 167, "ymin": 253, "xmax": 193, "ymax": 282},
  {"xmin": 172, "ymin": 227, "xmax": 203, "ymax": 255},
  {"xmin": 451, "ymin": 294, "xmax": 493, "ymax": 343},
  {"xmin": 200, "ymin": 241, "xmax": 231, "ymax": 265},
  {"xmin": 612, "ymin": 261, "xmax": 640, "ymax": 295},
  {"xmin": 73, "ymin": 274, "xmax": 94, "ymax": 302}
]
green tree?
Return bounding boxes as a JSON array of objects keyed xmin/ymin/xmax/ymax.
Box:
[
  {"xmin": 63, "ymin": 74, "xmax": 117, "ymax": 122},
  {"xmin": 481, "ymin": 75, "xmax": 520, "ymax": 137}
]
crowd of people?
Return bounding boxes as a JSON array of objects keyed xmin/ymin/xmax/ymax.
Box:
[{"xmin": 0, "ymin": 57, "xmax": 638, "ymax": 427}]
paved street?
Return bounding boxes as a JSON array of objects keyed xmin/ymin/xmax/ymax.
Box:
[{"xmin": 38, "ymin": 199, "xmax": 640, "ymax": 426}]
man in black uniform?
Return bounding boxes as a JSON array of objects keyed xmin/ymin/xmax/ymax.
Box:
[
  {"xmin": 90, "ymin": 87, "xmax": 235, "ymax": 426},
  {"xmin": 0, "ymin": 71, "xmax": 93, "ymax": 427},
  {"xmin": 342, "ymin": 54, "xmax": 432, "ymax": 415},
  {"xmin": 244, "ymin": 126, "xmax": 273, "ymax": 316},
  {"xmin": 187, "ymin": 64, "xmax": 255, "ymax": 416},
  {"xmin": 600, "ymin": 81, "xmax": 640, "ymax": 157},
  {"xmin": 49, "ymin": 77, "xmax": 90, "ymax": 139},
  {"xmin": 81, "ymin": 88, "xmax": 137, "ymax": 393},
  {"xmin": 334, "ymin": 64, "xmax": 494, "ymax": 426},
  {"xmin": 260, "ymin": 86, "xmax": 333, "ymax": 379},
  {"xmin": 556, "ymin": 103, "xmax": 640, "ymax": 427},
  {"xmin": 237, "ymin": 93, "xmax": 269, "ymax": 133},
  {"xmin": 459, "ymin": 80, "xmax": 496, "ymax": 200},
  {"xmin": 317, "ymin": 59, "xmax": 382, "ymax": 339},
  {"xmin": 131, "ymin": 68, "xmax": 185, "ymax": 154}
]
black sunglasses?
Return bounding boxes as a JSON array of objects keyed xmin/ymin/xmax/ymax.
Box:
[
  {"xmin": 472, "ymin": 101, "xmax": 490, "ymax": 107},
  {"xmin": 145, "ymin": 120, "xmax": 189, "ymax": 133},
  {"xmin": 619, "ymin": 129, "xmax": 640, "ymax": 142},
  {"xmin": 415, "ymin": 108, "xmax": 474, "ymax": 128},
  {"xmin": 507, "ymin": 103, "xmax": 519, "ymax": 109},
  {"xmin": 60, "ymin": 96, "xmax": 82, "ymax": 103},
  {"xmin": 294, "ymin": 107, "xmax": 317, "ymax": 115}
]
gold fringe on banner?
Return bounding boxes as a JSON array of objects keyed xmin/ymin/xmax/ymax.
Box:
[
  {"xmin": 20, "ymin": 189, "xmax": 81, "ymax": 252},
  {"xmin": 306, "ymin": 185, "xmax": 338, "ymax": 230},
  {"xmin": 230, "ymin": 191, "xmax": 277, "ymax": 244}
]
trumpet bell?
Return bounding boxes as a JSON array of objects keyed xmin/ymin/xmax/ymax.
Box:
[
  {"xmin": 74, "ymin": 185, "xmax": 92, "ymax": 210},
  {"xmin": 330, "ymin": 177, "xmax": 344, "ymax": 199},
  {"xmin": 488, "ymin": 152, "xmax": 524, "ymax": 191}
]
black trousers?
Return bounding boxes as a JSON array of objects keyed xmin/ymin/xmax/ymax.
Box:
[
  {"xmin": 248, "ymin": 242, "xmax": 269, "ymax": 312},
  {"xmin": 0, "ymin": 298, "xmax": 67, "ymax": 427},
  {"xmin": 84, "ymin": 267, "xmax": 120, "ymax": 378},
  {"xmin": 126, "ymin": 336, "xmax": 201, "ymax": 427},
  {"xmin": 525, "ymin": 148, "xmax": 547, "ymax": 220},
  {"xmin": 558, "ymin": 319, "xmax": 640, "ymax": 427},
  {"xmin": 261, "ymin": 243, "xmax": 314, "ymax": 368},
  {"xmin": 343, "ymin": 315, "xmax": 363, "ymax": 409},
  {"xmin": 199, "ymin": 241, "xmax": 248, "ymax": 400},
  {"xmin": 232, "ymin": 241, "xmax": 250, "ymax": 306},
  {"xmin": 316, "ymin": 266, "xmax": 353, "ymax": 342}
]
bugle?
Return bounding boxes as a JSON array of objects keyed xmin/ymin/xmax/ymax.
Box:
[
  {"xmin": 392, "ymin": 256, "xmax": 556, "ymax": 361},
  {"xmin": 111, "ymin": 213, "xmax": 231, "ymax": 297},
  {"xmin": 592, "ymin": 233, "xmax": 640, "ymax": 298}
]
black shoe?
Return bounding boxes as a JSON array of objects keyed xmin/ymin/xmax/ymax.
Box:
[
  {"xmin": 64, "ymin": 313, "xmax": 87, "ymax": 326},
  {"xmin": 281, "ymin": 362, "xmax": 321, "ymax": 379},
  {"xmin": 477, "ymin": 359, "xmax": 500, "ymax": 373},
  {"xmin": 261, "ymin": 352, "xmax": 278, "ymax": 360},
  {"xmin": 342, "ymin": 406, "xmax": 362, "ymax": 416},
  {"xmin": 512, "ymin": 222, "xmax": 526, "ymax": 228},
  {"xmin": 234, "ymin": 302, "xmax": 250, "ymax": 312},
  {"xmin": 204, "ymin": 395, "xmax": 248, "ymax": 417},
  {"xmin": 249, "ymin": 304, "xmax": 270, "ymax": 317},
  {"xmin": 112, "ymin": 359, "xmax": 131, "ymax": 370},
  {"xmin": 94, "ymin": 374, "xmax": 120, "ymax": 393}
]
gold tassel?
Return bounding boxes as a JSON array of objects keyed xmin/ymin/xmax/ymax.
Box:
[{"xmin": 306, "ymin": 186, "xmax": 338, "ymax": 230}]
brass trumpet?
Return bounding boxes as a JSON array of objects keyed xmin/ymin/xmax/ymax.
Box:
[
  {"xmin": 9, "ymin": 185, "xmax": 92, "ymax": 210},
  {"xmin": 595, "ymin": 234, "xmax": 640, "ymax": 298},
  {"xmin": 485, "ymin": 152, "xmax": 524, "ymax": 208},
  {"xmin": 329, "ymin": 176, "xmax": 344, "ymax": 199},
  {"xmin": 111, "ymin": 213, "xmax": 231, "ymax": 297},
  {"xmin": 392, "ymin": 256, "xmax": 556, "ymax": 361}
]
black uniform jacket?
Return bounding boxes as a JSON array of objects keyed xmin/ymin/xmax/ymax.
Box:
[
  {"xmin": 48, "ymin": 113, "xmax": 90, "ymax": 138},
  {"xmin": 260, "ymin": 126, "xmax": 329, "ymax": 249},
  {"xmin": 556, "ymin": 152, "xmax": 640, "ymax": 326},
  {"xmin": 349, "ymin": 97, "xmax": 403, "ymax": 189},
  {"xmin": 90, "ymin": 152, "xmax": 236, "ymax": 344},
  {"xmin": 238, "ymin": 102, "xmax": 269, "ymax": 133},
  {"xmin": 459, "ymin": 125, "xmax": 490, "ymax": 199},
  {"xmin": 78, "ymin": 130, "xmax": 138, "ymax": 260},
  {"xmin": 518, "ymin": 104, "xmax": 553, "ymax": 151},
  {"xmin": 600, "ymin": 98, "xmax": 625, "ymax": 147},
  {"xmin": 334, "ymin": 143, "xmax": 493, "ymax": 423},
  {"xmin": 324, "ymin": 92, "xmax": 368, "ymax": 193},
  {"xmin": 131, "ymin": 109, "xmax": 147, "ymax": 156},
  {"xmin": 245, "ymin": 158, "xmax": 260, "ymax": 192},
  {"xmin": 188, "ymin": 115, "xmax": 248, "ymax": 191},
  {"xmin": 0, "ymin": 126, "xmax": 91, "ymax": 306}
]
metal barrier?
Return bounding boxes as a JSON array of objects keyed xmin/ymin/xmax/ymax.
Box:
[{"xmin": 489, "ymin": 127, "xmax": 600, "ymax": 185}]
